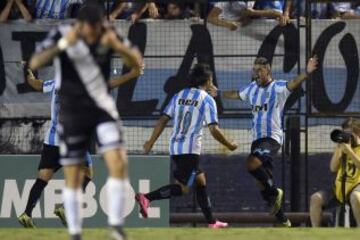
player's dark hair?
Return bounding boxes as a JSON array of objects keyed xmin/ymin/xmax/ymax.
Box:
[
  {"xmin": 77, "ymin": 1, "xmax": 104, "ymax": 25},
  {"xmin": 189, "ymin": 63, "xmax": 213, "ymax": 88}
]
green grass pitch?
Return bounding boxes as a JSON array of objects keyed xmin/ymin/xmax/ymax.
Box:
[{"xmin": 1, "ymin": 228, "xmax": 360, "ymax": 240}]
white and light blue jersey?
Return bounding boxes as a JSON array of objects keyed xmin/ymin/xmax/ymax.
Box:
[
  {"xmin": 239, "ymin": 80, "xmax": 291, "ymax": 144},
  {"xmin": 34, "ymin": 0, "xmax": 83, "ymax": 19},
  {"xmin": 164, "ymin": 88, "xmax": 218, "ymax": 156},
  {"xmin": 43, "ymin": 80, "xmax": 60, "ymax": 146},
  {"xmin": 254, "ymin": 0, "xmax": 284, "ymax": 12}
]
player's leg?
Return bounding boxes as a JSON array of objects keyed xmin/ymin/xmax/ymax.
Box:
[
  {"xmin": 96, "ymin": 121, "xmax": 127, "ymax": 240},
  {"xmin": 309, "ymin": 190, "xmax": 329, "ymax": 227},
  {"xmin": 59, "ymin": 123, "xmax": 89, "ymax": 240},
  {"xmin": 349, "ymin": 187, "xmax": 360, "ymax": 227},
  {"xmin": 195, "ymin": 173, "xmax": 228, "ymax": 228},
  {"xmin": 18, "ymin": 144, "xmax": 58, "ymax": 228}
]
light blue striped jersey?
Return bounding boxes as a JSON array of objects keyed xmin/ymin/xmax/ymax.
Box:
[
  {"xmin": 43, "ymin": 80, "xmax": 59, "ymax": 146},
  {"xmin": 34, "ymin": 0, "xmax": 83, "ymax": 19},
  {"xmin": 254, "ymin": 0, "xmax": 284, "ymax": 12},
  {"xmin": 239, "ymin": 80, "xmax": 291, "ymax": 144},
  {"xmin": 164, "ymin": 88, "xmax": 218, "ymax": 155}
]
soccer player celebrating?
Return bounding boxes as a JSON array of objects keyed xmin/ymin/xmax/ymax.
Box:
[
  {"xmin": 136, "ymin": 63, "xmax": 238, "ymax": 228},
  {"xmin": 28, "ymin": 2, "xmax": 143, "ymax": 240},
  {"xmin": 221, "ymin": 56, "xmax": 318, "ymax": 226},
  {"xmin": 18, "ymin": 68, "xmax": 93, "ymax": 228}
]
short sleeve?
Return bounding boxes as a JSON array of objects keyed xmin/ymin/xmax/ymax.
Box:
[
  {"xmin": 274, "ymin": 80, "xmax": 291, "ymax": 99},
  {"xmin": 204, "ymin": 96, "xmax": 218, "ymax": 125},
  {"xmin": 36, "ymin": 27, "xmax": 62, "ymax": 53},
  {"xmin": 238, "ymin": 82, "xmax": 254, "ymax": 101},
  {"xmin": 163, "ymin": 94, "xmax": 177, "ymax": 119},
  {"xmin": 43, "ymin": 80, "xmax": 55, "ymax": 93}
]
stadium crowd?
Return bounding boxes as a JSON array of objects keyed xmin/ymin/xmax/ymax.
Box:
[{"xmin": 1, "ymin": 0, "xmax": 360, "ymax": 23}]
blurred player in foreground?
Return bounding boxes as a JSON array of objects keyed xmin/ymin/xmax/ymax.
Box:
[
  {"xmin": 136, "ymin": 63, "xmax": 237, "ymax": 228},
  {"xmin": 310, "ymin": 118, "xmax": 360, "ymax": 227},
  {"xmin": 221, "ymin": 56, "xmax": 318, "ymax": 227},
  {"xmin": 28, "ymin": 2, "xmax": 143, "ymax": 240},
  {"xmin": 18, "ymin": 68, "xmax": 93, "ymax": 228}
]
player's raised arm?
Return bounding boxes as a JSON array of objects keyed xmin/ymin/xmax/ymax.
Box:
[
  {"xmin": 26, "ymin": 68, "xmax": 43, "ymax": 92},
  {"xmin": 106, "ymin": 30, "xmax": 144, "ymax": 88},
  {"xmin": 287, "ymin": 55, "xmax": 318, "ymax": 91},
  {"xmin": 29, "ymin": 25, "xmax": 79, "ymax": 71}
]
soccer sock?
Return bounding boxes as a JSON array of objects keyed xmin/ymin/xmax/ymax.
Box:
[
  {"xmin": 63, "ymin": 187, "xmax": 83, "ymax": 235},
  {"xmin": 249, "ymin": 166, "xmax": 278, "ymax": 197},
  {"xmin": 25, "ymin": 178, "xmax": 48, "ymax": 217},
  {"xmin": 107, "ymin": 177, "xmax": 126, "ymax": 227},
  {"xmin": 145, "ymin": 184, "xmax": 183, "ymax": 202},
  {"xmin": 275, "ymin": 208, "xmax": 288, "ymax": 223},
  {"xmin": 196, "ymin": 186, "xmax": 215, "ymax": 224},
  {"xmin": 82, "ymin": 176, "xmax": 91, "ymax": 192}
]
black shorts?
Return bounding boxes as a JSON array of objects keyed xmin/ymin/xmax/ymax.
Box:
[
  {"xmin": 172, "ymin": 154, "xmax": 203, "ymax": 187},
  {"xmin": 250, "ymin": 137, "xmax": 281, "ymax": 170},
  {"xmin": 58, "ymin": 108, "xmax": 124, "ymax": 166},
  {"xmin": 38, "ymin": 144, "xmax": 62, "ymax": 172},
  {"xmin": 38, "ymin": 144, "xmax": 93, "ymax": 171}
]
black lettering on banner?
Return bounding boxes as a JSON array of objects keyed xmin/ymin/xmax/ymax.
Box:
[
  {"xmin": 116, "ymin": 23, "xmax": 158, "ymax": 116},
  {"xmin": 0, "ymin": 45, "xmax": 5, "ymax": 95},
  {"xmin": 312, "ymin": 22, "xmax": 359, "ymax": 112},
  {"xmin": 162, "ymin": 24, "xmax": 223, "ymax": 113},
  {"xmin": 257, "ymin": 23, "xmax": 303, "ymax": 112},
  {"xmin": 12, "ymin": 32, "xmax": 48, "ymax": 93}
]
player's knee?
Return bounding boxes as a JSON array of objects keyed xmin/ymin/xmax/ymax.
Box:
[
  {"xmin": 246, "ymin": 155, "xmax": 262, "ymax": 171},
  {"xmin": 38, "ymin": 169, "xmax": 54, "ymax": 182},
  {"xmin": 310, "ymin": 192, "xmax": 324, "ymax": 207},
  {"xmin": 195, "ymin": 173, "xmax": 206, "ymax": 187},
  {"xmin": 350, "ymin": 191, "xmax": 360, "ymax": 208},
  {"xmin": 104, "ymin": 149, "xmax": 128, "ymax": 178}
]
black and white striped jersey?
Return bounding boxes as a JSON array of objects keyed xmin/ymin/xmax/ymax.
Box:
[{"xmin": 36, "ymin": 24, "xmax": 129, "ymax": 120}]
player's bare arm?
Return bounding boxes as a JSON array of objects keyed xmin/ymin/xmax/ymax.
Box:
[
  {"xmin": 208, "ymin": 124, "xmax": 238, "ymax": 151},
  {"xmin": 244, "ymin": 8, "xmax": 282, "ymax": 19},
  {"xmin": 143, "ymin": 115, "xmax": 170, "ymax": 154},
  {"xmin": 221, "ymin": 90, "xmax": 241, "ymax": 100},
  {"xmin": 207, "ymin": 6, "xmax": 238, "ymax": 31},
  {"xmin": 29, "ymin": 24, "xmax": 80, "ymax": 71},
  {"xmin": 329, "ymin": 144, "xmax": 343, "ymax": 172},
  {"xmin": 106, "ymin": 30, "xmax": 144, "ymax": 88},
  {"xmin": 26, "ymin": 68, "xmax": 43, "ymax": 91},
  {"xmin": 287, "ymin": 55, "xmax": 318, "ymax": 91}
]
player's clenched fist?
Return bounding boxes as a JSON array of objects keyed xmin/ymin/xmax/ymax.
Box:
[
  {"xmin": 227, "ymin": 141, "xmax": 238, "ymax": 151},
  {"xmin": 143, "ymin": 141, "xmax": 154, "ymax": 154}
]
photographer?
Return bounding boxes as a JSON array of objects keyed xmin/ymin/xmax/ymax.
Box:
[{"xmin": 310, "ymin": 118, "xmax": 360, "ymax": 227}]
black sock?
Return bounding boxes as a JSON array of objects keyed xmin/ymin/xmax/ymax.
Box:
[
  {"xmin": 249, "ymin": 166, "xmax": 278, "ymax": 196},
  {"xmin": 82, "ymin": 176, "xmax": 91, "ymax": 192},
  {"xmin": 275, "ymin": 208, "xmax": 287, "ymax": 223},
  {"xmin": 24, "ymin": 178, "xmax": 48, "ymax": 217},
  {"xmin": 196, "ymin": 186, "xmax": 215, "ymax": 224},
  {"xmin": 145, "ymin": 184, "xmax": 182, "ymax": 201}
]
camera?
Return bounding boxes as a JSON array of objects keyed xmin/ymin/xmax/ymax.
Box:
[{"xmin": 330, "ymin": 129, "xmax": 353, "ymax": 144}]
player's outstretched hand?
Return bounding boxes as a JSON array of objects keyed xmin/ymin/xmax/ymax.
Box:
[
  {"xmin": 143, "ymin": 140, "xmax": 153, "ymax": 154},
  {"xmin": 227, "ymin": 141, "xmax": 238, "ymax": 151},
  {"xmin": 207, "ymin": 84, "xmax": 218, "ymax": 98},
  {"xmin": 307, "ymin": 55, "xmax": 318, "ymax": 74}
]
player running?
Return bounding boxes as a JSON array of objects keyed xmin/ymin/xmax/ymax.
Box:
[
  {"xmin": 221, "ymin": 56, "xmax": 318, "ymax": 227},
  {"xmin": 17, "ymin": 68, "xmax": 93, "ymax": 228},
  {"xmin": 136, "ymin": 63, "xmax": 238, "ymax": 228},
  {"xmin": 28, "ymin": 2, "xmax": 143, "ymax": 240}
]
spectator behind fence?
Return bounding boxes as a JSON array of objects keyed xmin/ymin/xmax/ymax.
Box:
[
  {"xmin": 163, "ymin": 1, "xmax": 193, "ymax": 19},
  {"xmin": 30, "ymin": 0, "xmax": 83, "ymax": 19},
  {"xmin": 109, "ymin": 2, "xmax": 159, "ymax": 23},
  {"xmin": 330, "ymin": 2, "xmax": 360, "ymax": 19},
  {"xmin": 0, "ymin": 0, "xmax": 32, "ymax": 23},
  {"xmin": 207, "ymin": 1, "xmax": 290, "ymax": 31},
  {"xmin": 310, "ymin": 118, "xmax": 360, "ymax": 227}
]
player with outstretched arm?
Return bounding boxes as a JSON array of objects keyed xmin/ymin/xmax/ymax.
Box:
[
  {"xmin": 135, "ymin": 63, "xmax": 237, "ymax": 228},
  {"xmin": 221, "ymin": 56, "xmax": 318, "ymax": 227},
  {"xmin": 28, "ymin": 2, "xmax": 143, "ymax": 240}
]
